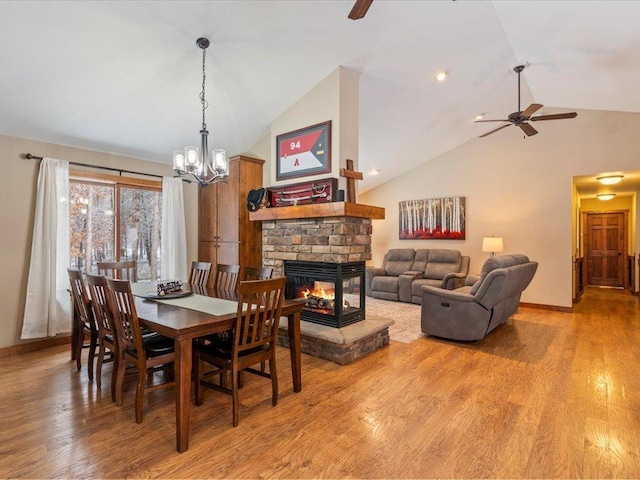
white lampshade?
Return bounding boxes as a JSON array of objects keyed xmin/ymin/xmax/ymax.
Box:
[{"xmin": 482, "ymin": 237, "xmax": 504, "ymax": 256}]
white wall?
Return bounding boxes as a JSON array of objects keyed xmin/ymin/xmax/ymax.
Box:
[
  {"xmin": 360, "ymin": 109, "xmax": 640, "ymax": 308},
  {"xmin": 0, "ymin": 134, "xmax": 199, "ymax": 349},
  {"xmin": 267, "ymin": 67, "xmax": 359, "ymax": 190}
]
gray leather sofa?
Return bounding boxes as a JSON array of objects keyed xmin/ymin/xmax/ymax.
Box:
[
  {"xmin": 365, "ymin": 248, "xmax": 470, "ymax": 303},
  {"xmin": 420, "ymin": 254, "xmax": 538, "ymax": 341}
]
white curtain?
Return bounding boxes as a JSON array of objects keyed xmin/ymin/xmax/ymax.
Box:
[
  {"xmin": 160, "ymin": 177, "xmax": 188, "ymax": 281},
  {"xmin": 21, "ymin": 158, "xmax": 71, "ymax": 339}
]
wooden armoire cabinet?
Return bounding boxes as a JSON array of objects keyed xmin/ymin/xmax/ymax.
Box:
[{"xmin": 198, "ymin": 155, "xmax": 265, "ymax": 287}]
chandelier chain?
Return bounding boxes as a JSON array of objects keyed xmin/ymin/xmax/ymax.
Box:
[{"xmin": 200, "ymin": 47, "xmax": 208, "ymax": 131}]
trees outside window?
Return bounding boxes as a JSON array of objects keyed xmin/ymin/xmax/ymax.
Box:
[{"xmin": 69, "ymin": 172, "xmax": 162, "ymax": 281}]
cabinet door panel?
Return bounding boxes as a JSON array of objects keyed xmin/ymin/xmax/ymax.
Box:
[
  {"xmin": 198, "ymin": 241, "xmax": 218, "ymax": 266},
  {"xmin": 198, "ymin": 184, "xmax": 218, "ymax": 241},
  {"xmin": 217, "ymin": 241, "xmax": 240, "ymax": 267},
  {"xmin": 217, "ymin": 161, "xmax": 239, "ymax": 243}
]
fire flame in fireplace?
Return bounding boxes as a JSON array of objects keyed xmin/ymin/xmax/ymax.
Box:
[
  {"xmin": 298, "ymin": 281, "xmax": 349, "ymax": 311},
  {"xmin": 301, "ymin": 282, "xmax": 335, "ymax": 300}
]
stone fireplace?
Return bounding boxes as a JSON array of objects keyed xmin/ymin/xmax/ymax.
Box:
[{"xmin": 249, "ymin": 202, "xmax": 389, "ymax": 364}]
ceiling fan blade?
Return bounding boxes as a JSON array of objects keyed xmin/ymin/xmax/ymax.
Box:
[
  {"xmin": 479, "ymin": 124, "xmax": 511, "ymax": 138},
  {"xmin": 520, "ymin": 103, "xmax": 543, "ymax": 118},
  {"xmin": 519, "ymin": 122, "xmax": 538, "ymax": 136},
  {"xmin": 474, "ymin": 119, "xmax": 510, "ymax": 123},
  {"xmin": 530, "ymin": 112, "xmax": 578, "ymax": 121},
  {"xmin": 348, "ymin": 0, "xmax": 373, "ymax": 20}
]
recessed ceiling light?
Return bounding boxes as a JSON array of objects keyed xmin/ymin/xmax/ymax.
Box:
[
  {"xmin": 369, "ymin": 169, "xmax": 381, "ymax": 176},
  {"xmin": 596, "ymin": 193, "xmax": 616, "ymax": 201},
  {"xmin": 435, "ymin": 71, "xmax": 447, "ymax": 82},
  {"xmin": 597, "ymin": 175, "xmax": 623, "ymax": 185}
]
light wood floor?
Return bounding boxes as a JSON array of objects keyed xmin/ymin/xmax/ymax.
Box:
[{"xmin": 1, "ymin": 287, "xmax": 639, "ymax": 479}]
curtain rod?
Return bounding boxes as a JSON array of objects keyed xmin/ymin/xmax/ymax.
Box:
[{"xmin": 22, "ymin": 153, "xmax": 190, "ymax": 182}]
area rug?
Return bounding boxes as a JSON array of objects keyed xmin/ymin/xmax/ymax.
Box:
[{"xmin": 365, "ymin": 296, "xmax": 424, "ymax": 344}]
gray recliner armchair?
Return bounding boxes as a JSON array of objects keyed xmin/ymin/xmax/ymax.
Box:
[{"xmin": 420, "ymin": 254, "xmax": 538, "ymax": 341}]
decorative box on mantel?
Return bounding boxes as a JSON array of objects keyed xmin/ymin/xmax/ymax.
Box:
[{"xmin": 249, "ymin": 202, "xmax": 385, "ymax": 277}]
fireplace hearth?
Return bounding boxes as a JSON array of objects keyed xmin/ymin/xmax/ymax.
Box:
[{"xmin": 284, "ymin": 261, "xmax": 365, "ymax": 328}]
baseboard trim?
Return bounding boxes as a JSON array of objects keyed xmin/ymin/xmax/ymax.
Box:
[
  {"xmin": 519, "ymin": 302, "xmax": 573, "ymax": 313},
  {"xmin": 0, "ymin": 335, "xmax": 71, "ymax": 359}
]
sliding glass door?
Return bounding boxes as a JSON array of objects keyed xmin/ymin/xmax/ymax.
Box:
[{"xmin": 69, "ymin": 176, "xmax": 162, "ymax": 280}]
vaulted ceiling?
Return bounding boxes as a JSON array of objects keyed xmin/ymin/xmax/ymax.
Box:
[{"xmin": 1, "ymin": 1, "xmax": 639, "ymax": 195}]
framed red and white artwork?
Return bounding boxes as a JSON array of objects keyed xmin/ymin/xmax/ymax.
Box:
[{"xmin": 276, "ymin": 121, "xmax": 331, "ymax": 181}]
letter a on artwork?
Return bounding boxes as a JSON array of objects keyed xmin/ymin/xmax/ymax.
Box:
[{"xmin": 294, "ymin": 158, "xmax": 299, "ymax": 167}]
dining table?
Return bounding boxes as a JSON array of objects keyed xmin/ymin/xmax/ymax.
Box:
[{"xmin": 130, "ymin": 282, "xmax": 305, "ymax": 453}]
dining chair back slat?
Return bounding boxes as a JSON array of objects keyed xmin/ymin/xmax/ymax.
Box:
[
  {"xmin": 189, "ymin": 261, "xmax": 212, "ymax": 287},
  {"xmin": 214, "ymin": 264, "xmax": 241, "ymax": 292},
  {"xmin": 242, "ymin": 266, "xmax": 274, "ymax": 281},
  {"xmin": 97, "ymin": 261, "xmax": 137, "ymax": 282},
  {"xmin": 67, "ymin": 268, "xmax": 97, "ymax": 380}
]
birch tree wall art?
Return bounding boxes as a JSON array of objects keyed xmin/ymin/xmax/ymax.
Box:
[{"xmin": 399, "ymin": 196, "xmax": 465, "ymax": 240}]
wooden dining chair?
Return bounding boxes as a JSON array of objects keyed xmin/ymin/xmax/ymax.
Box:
[
  {"xmin": 242, "ymin": 266, "xmax": 274, "ymax": 281},
  {"xmin": 106, "ymin": 278, "xmax": 175, "ymax": 423},
  {"xmin": 194, "ymin": 277, "xmax": 286, "ymax": 427},
  {"xmin": 97, "ymin": 260, "xmax": 137, "ymax": 282},
  {"xmin": 85, "ymin": 273, "xmax": 119, "ymax": 396},
  {"xmin": 189, "ymin": 261, "xmax": 212, "ymax": 287},
  {"xmin": 214, "ymin": 263, "xmax": 241, "ymax": 292},
  {"xmin": 67, "ymin": 268, "xmax": 98, "ymax": 381}
]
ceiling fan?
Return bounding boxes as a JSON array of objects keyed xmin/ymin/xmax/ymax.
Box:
[
  {"xmin": 475, "ymin": 65, "xmax": 577, "ymax": 138},
  {"xmin": 348, "ymin": 0, "xmax": 373, "ymax": 20}
]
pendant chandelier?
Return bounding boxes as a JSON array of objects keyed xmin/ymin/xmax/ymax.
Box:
[{"xmin": 173, "ymin": 37, "xmax": 228, "ymax": 187}]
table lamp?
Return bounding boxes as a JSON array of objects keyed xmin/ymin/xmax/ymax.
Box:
[{"xmin": 482, "ymin": 237, "xmax": 504, "ymax": 258}]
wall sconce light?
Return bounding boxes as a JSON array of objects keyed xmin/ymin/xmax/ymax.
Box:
[
  {"xmin": 597, "ymin": 175, "xmax": 623, "ymax": 185},
  {"xmin": 482, "ymin": 237, "xmax": 504, "ymax": 258},
  {"xmin": 596, "ymin": 193, "xmax": 616, "ymax": 201}
]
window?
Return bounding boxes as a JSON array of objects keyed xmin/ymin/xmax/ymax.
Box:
[{"xmin": 69, "ymin": 171, "xmax": 162, "ymax": 281}]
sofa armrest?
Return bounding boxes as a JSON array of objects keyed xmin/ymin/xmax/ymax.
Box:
[
  {"xmin": 422, "ymin": 285, "xmax": 476, "ymax": 303},
  {"xmin": 442, "ymin": 272, "xmax": 467, "ymax": 290},
  {"xmin": 465, "ymin": 274, "xmax": 481, "ymax": 287},
  {"xmin": 365, "ymin": 267, "xmax": 387, "ymax": 296},
  {"xmin": 399, "ymin": 271, "xmax": 423, "ymax": 302}
]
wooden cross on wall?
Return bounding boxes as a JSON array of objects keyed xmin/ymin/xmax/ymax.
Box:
[{"xmin": 340, "ymin": 159, "xmax": 363, "ymax": 203}]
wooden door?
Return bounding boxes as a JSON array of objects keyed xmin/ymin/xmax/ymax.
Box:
[{"xmin": 585, "ymin": 212, "xmax": 626, "ymax": 287}]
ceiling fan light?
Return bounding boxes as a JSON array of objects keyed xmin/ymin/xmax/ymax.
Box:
[
  {"xmin": 597, "ymin": 175, "xmax": 623, "ymax": 185},
  {"xmin": 474, "ymin": 114, "xmax": 484, "ymax": 121},
  {"xmin": 596, "ymin": 193, "xmax": 616, "ymax": 201}
]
